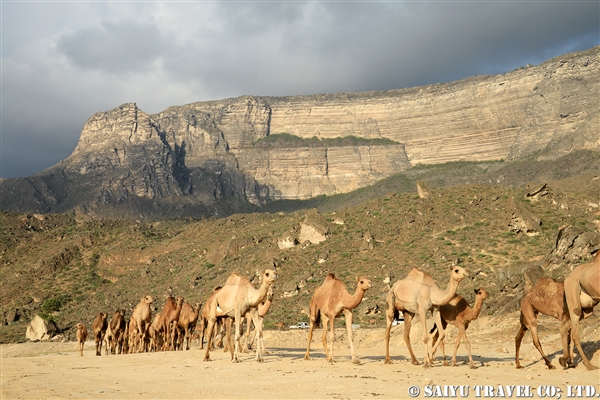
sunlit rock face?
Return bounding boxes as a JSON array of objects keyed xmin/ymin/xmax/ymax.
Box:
[{"xmin": 0, "ymin": 46, "xmax": 597, "ymax": 218}]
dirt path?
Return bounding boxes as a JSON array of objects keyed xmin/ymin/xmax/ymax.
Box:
[{"xmin": 2, "ymin": 314, "xmax": 599, "ymax": 399}]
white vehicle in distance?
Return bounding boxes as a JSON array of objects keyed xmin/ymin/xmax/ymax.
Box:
[
  {"xmin": 392, "ymin": 317, "xmax": 404, "ymax": 326},
  {"xmin": 289, "ymin": 322, "xmax": 309, "ymax": 329}
]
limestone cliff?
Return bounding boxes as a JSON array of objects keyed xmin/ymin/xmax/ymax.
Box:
[{"xmin": 0, "ymin": 46, "xmax": 597, "ymax": 219}]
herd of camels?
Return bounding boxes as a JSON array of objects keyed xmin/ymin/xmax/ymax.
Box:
[{"xmin": 75, "ymin": 251, "xmax": 599, "ymax": 371}]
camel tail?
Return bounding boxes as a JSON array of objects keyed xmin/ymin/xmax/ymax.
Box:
[{"xmin": 429, "ymin": 323, "xmax": 438, "ymax": 335}]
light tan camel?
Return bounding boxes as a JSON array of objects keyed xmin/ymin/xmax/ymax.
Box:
[
  {"xmin": 304, "ymin": 274, "xmax": 372, "ymax": 364},
  {"xmin": 131, "ymin": 295, "xmax": 153, "ymax": 352},
  {"xmin": 177, "ymin": 301, "xmax": 202, "ymax": 351},
  {"xmin": 149, "ymin": 313, "xmax": 164, "ymax": 352},
  {"xmin": 430, "ymin": 288, "xmax": 489, "ymax": 368},
  {"xmin": 75, "ymin": 323, "xmax": 87, "ymax": 357},
  {"xmin": 91, "ymin": 312, "xmax": 108, "ymax": 356},
  {"xmin": 514, "ymin": 277, "xmax": 572, "ymax": 369},
  {"xmin": 384, "ymin": 265, "xmax": 469, "ymax": 367},
  {"xmin": 204, "ymin": 269, "xmax": 276, "ymax": 362},
  {"xmin": 242, "ymin": 286, "xmax": 274, "ymax": 354},
  {"xmin": 160, "ymin": 296, "xmax": 184, "ymax": 350},
  {"xmin": 564, "ymin": 251, "xmax": 600, "ymax": 370}
]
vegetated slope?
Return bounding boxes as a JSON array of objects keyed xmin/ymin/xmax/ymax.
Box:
[{"xmin": 1, "ymin": 163, "xmax": 599, "ymax": 344}]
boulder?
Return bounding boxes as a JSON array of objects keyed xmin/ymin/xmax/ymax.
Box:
[
  {"xmin": 26, "ymin": 315, "xmax": 58, "ymax": 341},
  {"xmin": 417, "ymin": 181, "xmax": 431, "ymax": 199},
  {"xmin": 543, "ymin": 226, "xmax": 600, "ymax": 271},
  {"xmin": 506, "ymin": 196, "xmax": 541, "ymax": 236}
]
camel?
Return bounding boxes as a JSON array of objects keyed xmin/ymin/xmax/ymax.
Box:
[
  {"xmin": 242, "ymin": 286, "xmax": 274, "ymax": 354},
  {"xmin": 430, "ymin": 288, "xmax": 489, "ymax": 368},
  {"xmin": 564, "ymin": 251, "xmax": 600, "ymax": 370},
  {"xmin": 75, "ymin": 323, "xmax": 87, "ymax": 357},
  {"xmin": 149, "ymin": 313, "xmax": 164, "ymax": 352},
  {"xmin": 514, "ymin": 277, "xmax": 572, "ymax": 369},
  {"xmin": 199, "ymin": 287, "xmax": 222, "ymax": 350},
  {"xmin": 384, "ymin": 265, "xmax": 469, "ymax": 367},
  {"xmin": 304, "ymin": 274, "xmax": 372, "ymax": 364},
  {"xmin": 91, "ymin": 312, "xmax": 108, "ymax": 356},
  {"xmin": 204, "ymin": 269, "xmax": 276, "ymax": 362},
  {"xmin": 176, "ymin": 301, "xmax": 202, "ymax": 351},
  {"xmin": 105, "ymin": 309, "xmax": 126, "ymax": 355},
  {"xmin": 130, "ymin": 295, "xmax": 153, "ymax": 352},
  {"xmin": 275, "ymin": 322, "xmax": 286, "ymax": 330},
  {"xmin": 160, "ymin": 296, "xmax": 184, "ymax": 350}
]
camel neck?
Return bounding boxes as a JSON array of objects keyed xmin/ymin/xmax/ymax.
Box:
[
  {"xmin": 466, "ymin": 296, "xmax": 484, "ymax": 320},
  {"xmin": 249, "ymin": 279, "xmax": 271, "ymax": 307},
  {"xmin": 342, "ymin": 287, "xmax": 366, "ymax": 310},
  {"xmin": 431, "ymin": 275, "xmax": 458, "ymax": 306}
]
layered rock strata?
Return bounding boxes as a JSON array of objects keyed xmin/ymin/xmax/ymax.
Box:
[{"xmin": 0, "ymin": 46, "xmax": 597, "ymax": 218}]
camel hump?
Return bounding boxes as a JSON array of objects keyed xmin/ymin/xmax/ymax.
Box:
[
  {"xmin": 406, "ymin": 268, "xmax": 431, "ymax": 283},
  {"xmin": 325, "ymin": 273, "xmax": 336, "ymax": 281}
]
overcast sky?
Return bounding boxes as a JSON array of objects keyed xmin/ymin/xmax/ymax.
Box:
[{"xmin": 1, "ymin": 1, "xmax": 598, "ymax": 178}]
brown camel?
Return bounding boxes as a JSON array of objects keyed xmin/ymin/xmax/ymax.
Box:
[
  {"xmin": 91, "ymin": 312, "xmax": 108, "ymax": 356},
  {"xmin": 106, "ymin": 309, "xmax": 126, "ymax": 355},
  {"xmin": 564, "ymin": 251, "xmax": 600, "ymax": 370},
  {"xmin": 242, "ymin": 286, "xmax": 274, "ymax": 354},
  {"xmin": 131, "ymin": 295, "xmax": 153, "ymax": 352},
  {"xmin": 177, "ymin": 301, "xmax": 202, "ymax": 351},
  {"xmin": 275, "ymin": 322, "xmax": 286, "ymax": 330},
  {"xmin": 514, "ymin": 277, "xmax": 572, "ymax": 369},
  {"xmin": 384, "ymin": 265, "xmax": 469, "ymax": 367},
  {"xmin": 304, "ymin": 274, "xmax": 372, "ymax": 364},
  {"xmin": 160, "ymin": 296, "xmax": 184, "ymax": 350},
  {"xmin": 75, "ymin": 323, "xmax": 87, "ymax": 357},
  {"xmin": 204, "ymin": 269, "xmax": 276, "ymax": 362},
  {"xmin": 430, "ymin": 288, "xmax": 489, "ymax": 368}
]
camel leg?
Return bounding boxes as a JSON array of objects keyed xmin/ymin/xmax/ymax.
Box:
[
  {"xmin": 558, "ymin": 319, "xmax": 573, "ymax": 368},
  {"xmin": 418, "ymin": 307, "xmax": 432, "ymax": 368},
  {"xmin": 343, "ymin": 309, "xmax": 359, "ymax": 364},
  {"xmin": 327, "ymin": 314, "xmax": 336, "ymax": 363},
  {"xmin": 230, "ymin": 317, "xmax": 239, "ymax": 362},
  {"xmin": 570, "ymin": 313, "xmax": 598, "ymax": 370},
  {"xmin": 530, "ymin": 321, "xmax": 555, "ymax": 369},
  {"xmin": 403, "ymin": 312, "xmax": 419, "ymax": 365},
  {"xmin": 384, "ymin": 301, "xmax": 395, "ymax": 364},
  {"xmin": 321, "ymin": 314, "xmax": 330, "ymax": 360},
  {"xmin": 203, "ymin": 319, "xmax": 216, "ymax": 361},
  {"xmin": 242, "ymin": 313, "xmax": 252, "ymax": 353},
  {"xmin": 429, "ymin": 317, "xmax": 447, "ymax": 366},
  {"xmin": 253, "ymin": 313, "xmax": 263, "ymax": 362},
  {"xmin": 304, "ymin": 317, "xmax": 316, "ymax": 361}
]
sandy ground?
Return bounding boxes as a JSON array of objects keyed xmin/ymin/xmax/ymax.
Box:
[{"xmin": 1, "ymin": 314, "xmax": 599, "ymax": 399}]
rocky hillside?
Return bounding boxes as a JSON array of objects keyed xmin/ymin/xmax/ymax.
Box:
[
  {"xmin": 1, "ymin": 167, "xmax": 599, "ymax": 343},
  {"xmin": 0, "ymin": 46, "xmax": 598, "ymax": 220}
]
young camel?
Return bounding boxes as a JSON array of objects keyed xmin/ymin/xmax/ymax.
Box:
[
  {"xmin": 384, "ymin": 265, "xmax": 469, "ymax": 367},
  {"xmin": 304, "ymin": 274, "xmax": 372, "ymax": 364},
  {"xmin": 204, "ymin": 269, "xmax": 276, "ymax": 362},
  {"xmin": 91, "ymin": 312, "xmax": 108, "ymax": 356},
  {"xmin": 131, "ymin": 295, "xmax": 153, "ymax": 353},
  {"xmin": 176, "ymin": 301, "xmax": 202, "ymax": 351},
  {"xmin": 564, "ymin": 251, "xmax": 600, "ymax": 370},
  {"xmin": 514, "ymin": 277, "xmax": 572, "ymax": 370},
  {"xmin": 76, "ymin": 323, "xmax": 87, "ymax": 357},
  {"xmin": 149, "ymin": 313, "xmax": 164, "ymax": 352},
  {"xmin": 242, "ymin": 286, "xmax": 274, "ymax": 354},
  {"xmin": 430, "ymin": 288, "xmax": 489, "ymax": 368},
  {"xmin": 160, "ymin": 296, "xmax": 184, "ymax": 350}
]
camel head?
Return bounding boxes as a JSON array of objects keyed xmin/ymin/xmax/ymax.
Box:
[
  {"xmin": 99, "ymin": 312, "xmax": 108, "ymax": 321},
  {"xmin": 76, "ymin": 323, "xmax": 84, "ymax": 330},
  {"xmin": 266, "ymin": 286, "xmax": 275, "ymax": 301},
  {"xmin": 143, "ymin": 295, "xmax": 154, "ymax": 305},
  {"xmin": 356, "ymin": 276, "xmax": 373, "ymax": 291},
  {"xmin": 474, "ymin": 288, "xmax": 489, "ymax": 300},
  {"xmin": 262, "ymin": 269, "xmax": 277, "ymax": 285},
  {"xmin": 449, "ymin": 265, "xmax": 469, "ymax": 283},
  {"xmin": 176, "ymin": 296, "xmax": 185, "ymax": 306}
]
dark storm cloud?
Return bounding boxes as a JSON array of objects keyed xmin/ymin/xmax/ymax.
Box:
[
  {"xmin": 57, "ymin": 20, "xmax": 169, "ymax": 74},
  {"xmin": 1, "ymin": 1, "xmax": 598, "ymax": 178}
]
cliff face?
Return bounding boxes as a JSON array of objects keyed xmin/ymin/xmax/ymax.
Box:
[{"xmin": 1, "ymin": 46, "xmax": 598, "ymax": 219}]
